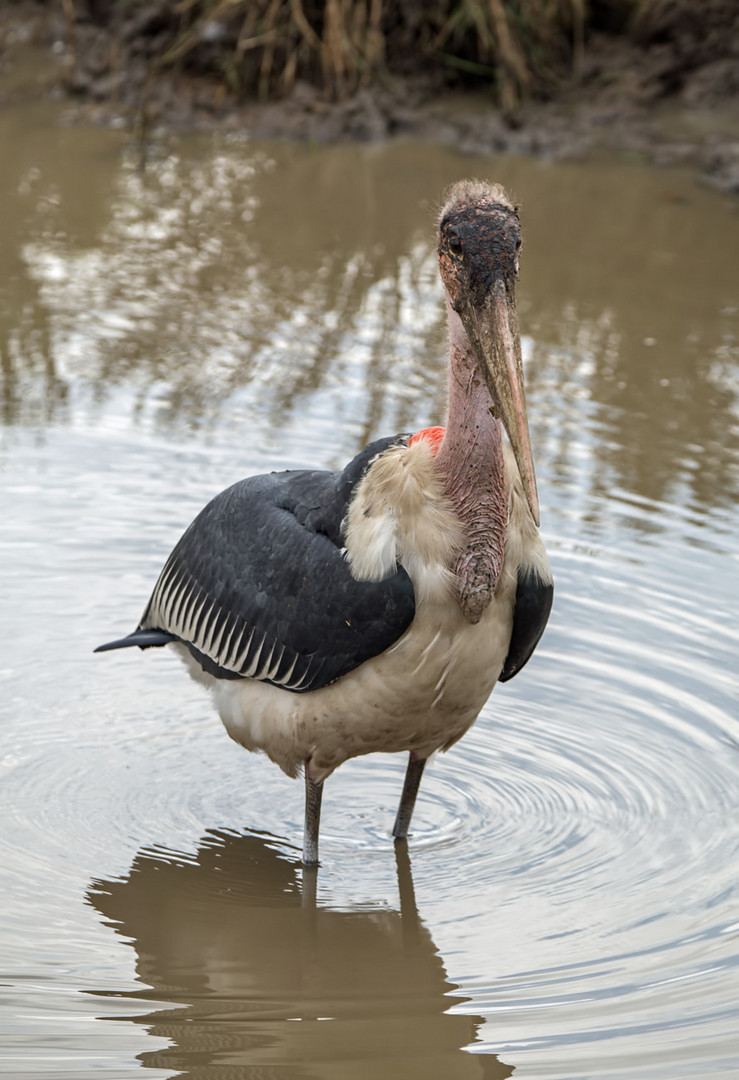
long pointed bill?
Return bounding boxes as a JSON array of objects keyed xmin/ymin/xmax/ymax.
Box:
[{"xmin": 460, "ymin": 279, "xmax": 540, "ymax": 526}]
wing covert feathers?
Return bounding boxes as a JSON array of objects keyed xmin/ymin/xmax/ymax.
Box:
[{"xmin": 498, "ymin": 567, "xmax": 553, "ymax": 682}]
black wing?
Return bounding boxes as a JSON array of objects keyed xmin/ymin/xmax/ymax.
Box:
[
  {"xmin": 96, "ymin": 436, "xmax": 415, "ymax": 693},
  {"xmin": 498, "ymin": 566, "xmax": 553, "ymax": 683}
]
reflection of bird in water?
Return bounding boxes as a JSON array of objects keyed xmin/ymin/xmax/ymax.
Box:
[
  {"xmin": 95, "ymin": 180, "xmax": 552, "ymax": 864},
  {"xmin": 87, "ymin": 832, "xmax": 513, "ymax": 1079}
]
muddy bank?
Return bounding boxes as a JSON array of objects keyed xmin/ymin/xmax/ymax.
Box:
[{"xmin": 1, "ymin": 0, "xmax": 738, "ymax": 192}]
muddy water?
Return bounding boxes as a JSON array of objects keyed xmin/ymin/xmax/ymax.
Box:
[{"xmin": 1, "ymin": 92, "xmax": 738, "ymax": 1080}]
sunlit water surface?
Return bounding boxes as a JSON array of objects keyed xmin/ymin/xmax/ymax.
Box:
[{"xmin": 1, "ymin": 98, "xmax": 738, "ymax": 1080}]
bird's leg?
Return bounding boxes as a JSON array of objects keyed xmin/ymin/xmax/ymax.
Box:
[
  {"xmin": 392, "ymin": 753, "xmax": 427, "ymax": 840},
  {"xmin": 303, "ymin": 763, "xmax": 323, "ymax": 866}
]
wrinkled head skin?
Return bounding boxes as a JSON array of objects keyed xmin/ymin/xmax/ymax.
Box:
[
  {"xmin": 437, "ymin": 180, "xmax": 539, "ymax": 526},
  {"xmin": 438, "ymin": 180, "xmax": 520, "ymax": 314}
]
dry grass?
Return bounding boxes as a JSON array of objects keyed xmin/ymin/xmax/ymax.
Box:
[
  {"xmin": 145, "ymin": 0, "xmax": 393, "ymax": 102},
  {"xmin": 64, "ymin": 1, "xmax": 644, "ymax": 110}
]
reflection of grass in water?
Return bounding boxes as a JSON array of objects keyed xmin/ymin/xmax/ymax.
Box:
[
  {"xmin": 14, "ymin": 143, "xmax": 447, "ymax": 440},
  {"xmin": 61, "ymin": 0, "xmax": 632, "ymax": 112}
]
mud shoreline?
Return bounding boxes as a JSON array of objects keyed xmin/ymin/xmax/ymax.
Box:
[{"xmin": 1, "ymin": 1, "xmax": 738, "ymax": 192}]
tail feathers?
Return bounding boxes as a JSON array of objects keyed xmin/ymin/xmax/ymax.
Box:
[{"xmin": 94, "ymin": 628, "xmax": 177, "ymax": 653}]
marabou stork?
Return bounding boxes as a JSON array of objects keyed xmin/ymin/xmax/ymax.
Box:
[{"xmin": 96, "ymin": 180, "xmax": 553, "ymax": 865}]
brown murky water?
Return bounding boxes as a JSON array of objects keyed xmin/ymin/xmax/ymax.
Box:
[{"xmin": 1, "ymin": 89, "xmax": 738, "ymax": 1079}]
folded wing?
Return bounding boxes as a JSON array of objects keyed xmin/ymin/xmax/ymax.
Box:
[{"xmin": 96, "ymin": 437, "xmax": 416, "ymax": 694}]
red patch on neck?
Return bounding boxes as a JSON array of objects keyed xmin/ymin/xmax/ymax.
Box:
[{"xmin": 409, "ymin": 426, "xmax": 446, "ymax": 454}]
